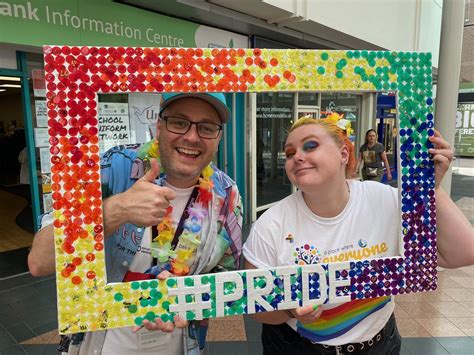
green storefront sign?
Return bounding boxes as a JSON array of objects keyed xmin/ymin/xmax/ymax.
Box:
[
  {"xmin": 455, "ymin": 103, "xmax": 474, "ymax": 157},
  {"xmin": 1, "ymin": 0, "xmax": 247, "ymax": 231},
  {"xmin": 0, "ymin": 0, "xmax": 247, "ymax": 48}
]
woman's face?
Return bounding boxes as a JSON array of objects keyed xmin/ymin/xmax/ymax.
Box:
[
  {"xmin": 284, "ymin": 124, "xmax": 348, "ymax": 191},
  {"xmin": 367, "ymin": 131, "xmax": 377, "ymax": 144}
]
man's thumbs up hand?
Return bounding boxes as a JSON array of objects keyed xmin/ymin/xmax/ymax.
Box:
[
  {"xmin": 141, "ymin": 158, "xmax": 160, "ymax": 183},
  {"xmin": 116, "ymin": 159, "xmax": 177, "ymax": 227}
]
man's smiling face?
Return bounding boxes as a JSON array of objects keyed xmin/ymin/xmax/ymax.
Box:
[{"xmin": 157, "ymin": 97, "xmax": 222, "ymax": 188}]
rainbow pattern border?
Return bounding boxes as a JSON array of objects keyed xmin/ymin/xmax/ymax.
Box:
[{"xmin": 42, "ymin": 46, "xmax": 435, "ymax": 334}]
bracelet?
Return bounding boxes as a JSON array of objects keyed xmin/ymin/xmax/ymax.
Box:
[{"xmin": 284, "ymin": 309, "xmax": 294, "ymax": 318}]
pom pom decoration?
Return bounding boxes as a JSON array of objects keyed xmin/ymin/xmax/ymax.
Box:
[{"xmin": 136, "ymin": 140, "xmax": 215, "ymax": 276}]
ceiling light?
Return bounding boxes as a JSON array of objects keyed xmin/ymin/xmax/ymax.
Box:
[
  {"xmin": 0, "ymin": 84, "xmax": 21, "ymax": 88},
  {"xmin": 0, "ymin": 76, "xmax": 21, "ymax": 81},
  {"xmin": 0, "ymin": 89, "xmax": 5, "ymax": 92}
]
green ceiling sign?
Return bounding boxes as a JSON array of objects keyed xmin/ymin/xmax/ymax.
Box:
[{"xmin": 0, "ymin": 0, "xmax": 200, "ymax": 47}]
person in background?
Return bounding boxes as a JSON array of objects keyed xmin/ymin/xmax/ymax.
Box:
[
  {"xmin": 18, "ymin": 146, "xmax": 29, "ymax": 185},
  {"xmin": 28, "ymin": 93, "xmax": 243, "ymax": 355},
  {"xmin": 243, "ymin": 116, "xmax": 474, "ymax": 355},
  {"xmin": 356, "ymin": 129, "xmax": 392, "ymax": 182}
]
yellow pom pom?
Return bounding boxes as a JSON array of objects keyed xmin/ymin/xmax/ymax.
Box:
[
  {"xmin": 202, "ymin": 165, "xmax": 214, "ymax": 179},
  {"xmin": 147, "ymin": 140, "xmax": 160, "ymax": 158},
  {"xmin": 325, "ymin": 112, "xmax": 341, "ymax": 124}
]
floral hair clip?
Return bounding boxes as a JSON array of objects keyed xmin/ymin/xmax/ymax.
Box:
[{"xmin": 324, "ymin": 112, "xmax": 353, "ymax": 136}]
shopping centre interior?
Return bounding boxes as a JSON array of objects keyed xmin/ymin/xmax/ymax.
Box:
[{"xmin": 0, "ymin": 0, "xmax": 473, "ymax": 354}]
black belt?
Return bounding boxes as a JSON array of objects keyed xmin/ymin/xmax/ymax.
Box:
[{"xmin": 300, "ymin": 319, "xmax": 387, "ymax": 354}]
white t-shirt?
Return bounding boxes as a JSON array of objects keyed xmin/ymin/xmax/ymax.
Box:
[
  {"xmin": 101, "ymin": 183, "xmax": 194, "ymax": 354},
  {"xmin": 243, "ymin": 180, "xmax": 399, "ymax": 345}
]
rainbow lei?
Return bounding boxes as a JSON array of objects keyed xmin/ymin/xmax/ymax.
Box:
[{"xmin": 138, "ymin": 140, "xmax": 214, "ymax": 276}]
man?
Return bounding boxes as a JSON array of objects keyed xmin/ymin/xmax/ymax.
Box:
[{"xmin": 28, "ymin": 93, "xmax": 243, "ymax": 354}]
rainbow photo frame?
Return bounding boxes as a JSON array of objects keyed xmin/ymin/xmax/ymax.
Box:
[{"xmin": 43, "ymin": 46, "xmax": 436, "ymax": 334}]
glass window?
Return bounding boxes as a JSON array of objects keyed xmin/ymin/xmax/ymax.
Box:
[
  {"xmin": 455, "ymin": 103, "xmax": 474, "ymax": 157},
  {"xmin": 256, "ymin": 92, "xmax": 294, "ymax": 207},
  {"xmin": 26, "ymin": 50, "xmax": 163, "ymax": 215},
  {"xmin": 98, "ymin": 93, "xmax": 160, "ymax": 154},
  {"xmin": 298, "ymin": 92, "xmax": 319, "ymax": 106},
  {"xmin": 26, "ymin": 52, "xmax": 51, "ymax": 214}
]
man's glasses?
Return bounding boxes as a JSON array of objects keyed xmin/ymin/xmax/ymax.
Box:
[{"xmin": 161, "ymin": 116, "xmax": 222, "ymax": 139}]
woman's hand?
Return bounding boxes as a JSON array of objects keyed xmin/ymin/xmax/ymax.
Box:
[
  {"xmin": 287, "ymin": 304, "xmax": 323, "ymax": 324},
  {"xmin": 428, "ymin": 129, "xmax": 454, "ymax": 189}
]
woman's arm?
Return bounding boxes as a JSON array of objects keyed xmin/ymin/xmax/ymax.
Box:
[
  {"xmin": 355, "ymin": 151, "xmax": 363, "ymax": 175},
  {"xmin": 428, "ymin": 131, "xmax": 474, "ymax": 268},
  {"xmin": 380, "ymin": 150, "xmax": 392, "ymax": 180},
  {"xmin": 435, "ymin": 188, "xmax": 474, "ymax": 268}
]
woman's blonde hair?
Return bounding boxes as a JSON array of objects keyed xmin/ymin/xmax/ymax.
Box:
[{"xmin": 288, "ymin": 116, "xmax": 357, "ymax": 177}]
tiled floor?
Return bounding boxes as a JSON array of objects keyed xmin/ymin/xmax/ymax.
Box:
[
  {"xmin": 0, "ymin": 161, "xmax": 473, "ymax": 354},
  {"xmin": 0, "ymin": 189, "xmax": 33, "ymax": 252}
]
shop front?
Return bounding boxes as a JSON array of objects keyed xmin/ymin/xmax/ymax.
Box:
[
  {"xmin": 455, "ymin": 85, "xmax": 474, "ymax": 158},
  {"xmin": 0, "ymin": 0, "xmax": 248, "ymax": 276},
  {"xmin": 248, "ymin": 37, "xmax": 374, "ymax": 221},
  {"xmin": 455, "ymin": 102, "xmax": 474, "ymax": 157}
]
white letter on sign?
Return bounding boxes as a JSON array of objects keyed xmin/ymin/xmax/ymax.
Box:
[
  {"xmin": 328, "ymin": 262, "xmax": 351, "ymax": 304},
  {"xmin": 275, "ymin": 266, "xmax": 299, "ymax": 310},
  {"xmin": 246, "ymin": 269, "xmax": 274, "ymax": 314},
  {"xmin": 302, "ymin": 264, "xmax": 328, "ymax": 306},
  {"xmin": 214, "ymin": 272, "xmax": 244, "ymax": 317}
]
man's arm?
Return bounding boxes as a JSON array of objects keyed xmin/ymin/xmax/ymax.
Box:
[
  {"xmin": 28, "ymin": 193, "xmax": 137, "ymax": 276},
  {"xmin": 28, "ymin": 224, "xmax": 55, "ymax": 276},
  {"xmin": 28, "ymin": 159, "xmax": 175, "ymax": 276}
]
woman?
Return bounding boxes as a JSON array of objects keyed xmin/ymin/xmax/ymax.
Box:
[
  {"xmin": 356, "ymin": 129, "xmax": 392, "ymax": 182},
  {"xmin": 243, "ymin": 117, "xmax": 473, "ymax": 354}
]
